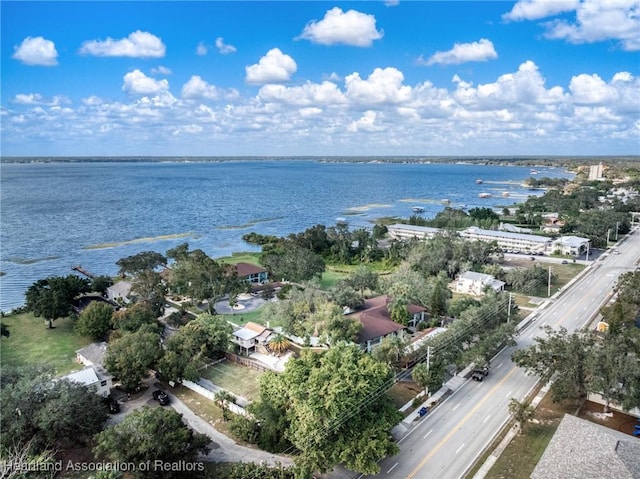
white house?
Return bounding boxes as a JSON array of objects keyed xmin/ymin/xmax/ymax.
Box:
[
  {"xmin": 553, "ymin": 235, "xmax": 590, "ymax": 256},
  {"xmin": 231, "ymin": 322, "xmax": 273, "ymax": 355},
  {"xmin": 60, "ymin": 367, "xmax": 112, "ymax": 397},
  {"xmin": 456, "ymin": 271, "xmax": 505, "ymax": 296},
  {"xmin": 106, "ymin": 280, "xmax": 132, "ymax": 304}
]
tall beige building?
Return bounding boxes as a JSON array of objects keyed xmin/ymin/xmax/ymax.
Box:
[{"xmin": 588, "ymin": 162, "xmax": 604, "ymax": 180}]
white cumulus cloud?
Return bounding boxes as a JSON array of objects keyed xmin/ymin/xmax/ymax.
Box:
[
  {"xmin": 79, "ymin": 31, "xmax": 166, "ymax": 57},
  {"xmin": 344, "ymin": 67, "xmax": 412, "ymax": 104},
  {"xmin": 502, "ymin": 0, "xmax": 580, "ymax": 21},
  {"xmin": 196, "ymin": 42, "xmax": 208, "ymax": 56},
  {"xmin": 503, "ymin": 0, "xmax": 640, "ymax": 51},
  {"xmin": 151, "ymin": 66, "xmax": 172, "ymax": 75},
  {"xmin": 216, "ymin": 37, "xmax": 237, "ymax": 54},
  {"xmin": 122, "ymin": 69, "xmax": 169, "ymax": 95},
  {"xmin": 421, "ymin": 39, "xmax": 498, "ymax": 66},
  {"xmin": 181, "ymin": 75, "xmax": 239, "ymax": 100},
  {"xmin": 12, "ymin": 36, "xmax": 58, "ymax": 66},
  {"xmin": 298, "ymin": 7, "xmax": 383, "ymax": 47},
  {"xmin": 245, "ymin": 48, "xmax": 297, "ymax": 85}
]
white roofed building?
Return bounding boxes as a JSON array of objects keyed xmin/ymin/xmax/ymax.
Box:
[
  {"xmin": 60, "ymin": 367, "xmax": 111, "ymax": 397},
  {"xmin": 553, "ymin": 236, "xmax": 590, "ymax": 256},
  {"xmin": 387, "ymin": 224, "xmax": 442, "ymax": 241},
  {"xmin": 460, "ymin": 226, "xmax": 552, "ymax": 254},
  {"xmin": 456, "ymin": 271, "xmax": 505, "ymax": 296}
]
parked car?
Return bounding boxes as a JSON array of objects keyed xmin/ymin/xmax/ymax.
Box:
[
  {"xmin": 152, "ymin": 389, "xmax": 170, "ymax": 405},
  {"xmin": 104, "ymin": 396, "xmax": 120, "ymax": 414}
]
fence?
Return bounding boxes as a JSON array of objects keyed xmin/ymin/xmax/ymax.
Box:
[
  {"xmin": 181, "ymin": 379, "xmax": 248, "ymax": 416},
  {"xmin": 225, "ymin": 352, "xmax": 270, "ymax": 373}
]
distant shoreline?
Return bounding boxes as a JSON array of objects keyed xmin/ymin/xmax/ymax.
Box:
[{"xmin": 1, "ymin": 155, "xmax": 637, "ymax": 166}]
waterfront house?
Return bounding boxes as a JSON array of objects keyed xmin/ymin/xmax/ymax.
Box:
[
  {"xmin": 106, "ymin": 280, "xmax": 132, "ymax": 304},
  {"xmin": 75, "ymin": 341, "xmax": 113, "ymax": 396},
  {"xmin": 231, "ymin": 322, "xmax": 273, "ymax": 355},
  {"xmin": 346, "ymin": 295, "xmax": 426, "ymax": 353},
  {"xmin": 455, "ymin": 271, "xmax": 505, "ymax": 296},
  {"xmin": 233, "ymin": 263, "xmax": 269, "ymax": 285}
]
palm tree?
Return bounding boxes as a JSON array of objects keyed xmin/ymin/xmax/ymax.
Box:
[
  {"xmin": 268, "ymin": 333, "xmax": 290, "ymax": 356},
  {"xmin": 508, "ymin": 398, "xmax": 535, "ymax": 433},
  {"xmin": 215, "ymin": 390, "xmax": 235, "ymax": 421},
  {"xmin": 388, "ymin": 297, "xmax": 409, "ymax": 325}
]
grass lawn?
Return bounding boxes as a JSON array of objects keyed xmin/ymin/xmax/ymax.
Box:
[
  {"xmin": 216, "ymin": 251, "xmax": 262, "ymax": 266},
  {"xmin": 387, "ymin": 381, "xmax": 422, "ymax": 410},
  {"xmin": 0, "ymin": 312, "xmax": 93, "ymax": 375},
  {"xmin": 199, "ymin": 359, "xmax": 264, "ymax": 401},
  {"xmin": 319, "ymin": 268, "xmax": 350, "ymax": 289},
  {"xmin": 168, "ymin": 383, "xmax": 236, "ymax": 438},
  {"xmin": 221, "ymin": 308, "xmax": 267, "ymax": 327}
]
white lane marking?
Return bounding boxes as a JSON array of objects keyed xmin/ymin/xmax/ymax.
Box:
[
  {"xmin": 477, "ymin": 382, "xmax": 483, "ymax": 388},
  {"xmin": 483, "ymin": 415, "xmax": 491, "ymax": 424},
  {"xmin": 452, "ymin": 402, "xmax": 461, "ymax": 411},
  {"xmin": 506, "ymin": 390, "xmax": 513, "ymax": 398},
  {"xmin": 424, "ymin": 429, "xmax": 433, "ymax": 439},
  {"xmin": 496, "ymin": 362, "xmax": 504, "ymax": 368},
  {"xmin": 387, "ymin": 463, "xmax": 398, "ymax": 474},
  {"xmin": 456, "ymin": 443, "xmax": 465, "ymax": 455}
]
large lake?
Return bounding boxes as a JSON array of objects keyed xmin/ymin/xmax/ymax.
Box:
[{"xmin": 0, "ymin": 159, "xmax": 572, "ymax": 311}]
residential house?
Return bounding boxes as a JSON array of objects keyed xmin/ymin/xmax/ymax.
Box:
[
  {"xmin": 531, "ymin": 414, "xmax": 640, "ymax": 479},
  {"xmin": 233, "ymin": 263, "xmax": 269, "ymax": 285},
  {"xmin": 60, "ymin": 367, "xmax": 111, "ymax": 397},
  {"xmin": 106, "ymin": 280, "xmax": 132, "ymax": 304},
  {"xmin": 231, "ymin": 321, "xmax": 273, "ymax": 355},
  {"xmin": 346, "ymin": 295, "xmax": 426, "ymax": 353},
  {"xmin": 455, "ymin": 271, "xmax": 505, "ymax": 296},
  {"xmin": 75, "ymin": 341, "xmax": 112, "ymax": 397},
  {"xmin": 553, "ymin": 235, "xmax": 590, "ymax": 256}
]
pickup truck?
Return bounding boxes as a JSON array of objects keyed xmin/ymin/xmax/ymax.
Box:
[
  {"xmin": 471, "ymin": 366, "xmax": 489, "ymax": 382},
  {"xmin": 152, "ymin": 389, "xmax": 170, "ymax": 405}
]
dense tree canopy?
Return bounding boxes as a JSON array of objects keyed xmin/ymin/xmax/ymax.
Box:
[
  {"xmin": 104, "ymin": 326, "xmax": 163, "ymax": 390},
  {"xmin": 116, "ymin": 251, "xmax": 167, "ymax": 277},
  {"xmin": 249, "ymin": 343, "xmax": 401, "ymax": 477},
  {"xmin": 94, "ymin": 406, "xmax": 210, "ymax": 477},
  {"xmin": 158, "ymin": 313, "xmax": 232, "ymax": 382},
  {"xmin": 75, "ymin": 300, "xmax": 114, "ymax": 339},
  {"xmin": 25, "ymin": 275, "xmax": 91, "ymax": 328},
  {"xmin": 0, "ymin": 366, "xmax": 107, "ymax": 453}
]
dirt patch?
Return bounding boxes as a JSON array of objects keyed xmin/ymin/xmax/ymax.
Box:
[{"xmin": 578, "ymin": 400, "xmax": 639, "ymax": 436}]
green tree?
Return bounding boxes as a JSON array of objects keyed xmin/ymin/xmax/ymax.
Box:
[
  {"xmin": 412, "ymin": 363, "xmax": 430, "ymax": 395},
  {"xmin": 91, "ymin": 275, "xmax": 113, "ymax": 295},
  {"xmin": 508, "ymin": 398, "xmax": 535, "ymax": 433},
  {"xmin": 1, "ymin": 322, "xmax": 10, "ymax": 338},
  {"xmin": 158, "ymin": 313, "xmax": 232, "ymax": 382},
  {"xmin": 252, "ymin": 344, "xmax": 400, "ymax": 477},
  {"xmin": 116, "ymin": 251, "xmax": 166, "ymax": 277},
  {"xmin": 261, "ymin": 245, "xmax": 325, "ymax": 283},
  {"xmin": 372, "ymin": 334, "xmax": 409, "ymax": 369},
  {"xmin": 93, "ymin": 406, "xmax": 210, "ymax": 477},
  {"xmin": 75, "ymin": 300, "xmax": 114, "ymax": 339},
  {"xmin": 25, "ymin": 275, "xmax": 91, "ymax": 328},
  {"xmin": 347, "ymin": 265, "xmax": 379, "ymax": 298},
  {"xmin": 215, "ymin": 390, "xmax": 236, "ymax": 422},
  {"xmin": 104, "ymin": 327, "xmax": 162, "ymax": 391},
  {"xmin": 111, "ymin": 301, "xmax": 158, "ymax": 333},
  {"xmin": 0, "ymin": 366, "xmax": 107, "ymax": 453},
  {"xmin": 387, "ymin": 296, "xmax": 409, "ymax": 325},
  {"xmin": 131, "ymin": 270, "xmax": 166, "ymax": 317},
  {"xmin": 329, "ymin": 281, "xmax": 364, "ymax": 310},
  {"xmin": 512, "ymin": 326, "xmax": 594, "ymax": 406}
]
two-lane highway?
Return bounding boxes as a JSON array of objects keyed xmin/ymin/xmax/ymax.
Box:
[{"xmin": 364, "ymin": 229, "xmax": 639, "ymax": 479}]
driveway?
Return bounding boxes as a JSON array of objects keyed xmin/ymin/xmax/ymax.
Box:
[{"xmin": 106, "ymin": 376, "xmax": 293, "ymax": 466}]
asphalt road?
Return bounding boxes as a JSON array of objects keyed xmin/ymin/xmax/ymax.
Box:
[{"xmin": 361, "ymin": 229, "xmax": 640, "ymax": 479}]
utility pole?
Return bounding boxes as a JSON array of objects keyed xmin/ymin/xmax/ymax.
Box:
[
  {"xmin": 507, "ymin": 292, "xmax": 513, "ymax": 323},
  {"xmin": 548, "ymin": 266, "xmax": 552, "ymax": 297},
  {"xmin": 426, "ymin": 346, "xmax": 431, "ymax": 373},
  {"xmin": 586, "ymin": 241, "xmax": 590, "ymax": 262},
  {"xmin": 607, "ymin": 229, "xmax": 611, "ymax": 246},
  {"xmin": 615, "ymin": 221, "xmax": 619, "ymax": 240}
]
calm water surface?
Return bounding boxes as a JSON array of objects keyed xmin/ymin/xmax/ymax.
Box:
[{"xmin": 0, "ymin": 160, "xmax": 572, "ymax": 311}]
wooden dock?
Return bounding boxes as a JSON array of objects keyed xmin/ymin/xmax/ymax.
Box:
[{"xmin": 72, "ymin": 265, "xmax": 94, "ymax": 279}]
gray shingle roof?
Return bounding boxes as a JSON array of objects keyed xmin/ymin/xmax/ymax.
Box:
[{"xmin": 531, "ymin": 414, "xmax": 640, "ymax": 479}]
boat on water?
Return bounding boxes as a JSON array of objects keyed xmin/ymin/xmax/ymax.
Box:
[
  {"xmin": 412, "ymin": 206, "xmax": 425, "ymax": 213},
  {"xmin": 475, "ymin": 179, "xmax": 483, "ymax": 184},
  {"xmin": 478, "ymin": 192, "xmax": 492, "ymax": 198},
  {"xmin": 502, "ymin": 191, "xmax": 510, "ymax": 197},
  {"xmin": 335, "ymin": 217, "xmax": 348, "ymax": 225},
  {"xmin": 441, "ymin": 198, "xmax": 450, "ymax": 204},
  {"xmin": 530, "ymin": 169, "xmax": 539, "ymax": 175}
]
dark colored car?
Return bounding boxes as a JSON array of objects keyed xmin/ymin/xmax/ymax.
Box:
[
  {"xmin": 104, "ymin": 396, "xmax": 120, "ymax": 414},
  {"xmin": 471, "ymin": 366, "xmax": 489, "ymax": 381},
  {"xmin": 152, "ymin": 389, "xmax": 170, "ymax": 405},
  {"xmin": 418, "ymin": 406, "xmax": 429, "ymax": 417}
]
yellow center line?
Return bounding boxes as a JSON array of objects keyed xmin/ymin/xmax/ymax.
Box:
[{"xmin": 406, "ymin": 366, "xmax": 517, "ymax": 479}]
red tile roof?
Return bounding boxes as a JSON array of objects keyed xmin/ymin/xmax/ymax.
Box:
[{"xmin": 347, "ymin": 295, "xmax": 416, "ymax": 343}]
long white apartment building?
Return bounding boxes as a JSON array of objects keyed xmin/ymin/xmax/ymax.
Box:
[
  {"xmin": 387, "ymin": 223, "xmax": 442, "ymax": 241},
  {"xmin": 460, "ymin": 226, "xmax": 553, "ymax": 253}
]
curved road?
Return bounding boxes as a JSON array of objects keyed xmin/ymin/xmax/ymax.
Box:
[{"xmin": 362, "ymin": 228, "xmax": 640, "ymax": 479}]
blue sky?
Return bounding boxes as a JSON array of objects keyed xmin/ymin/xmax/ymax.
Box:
[{"xmin": 1, "ymin": 1, "xmax": 639, "ymax": 157}]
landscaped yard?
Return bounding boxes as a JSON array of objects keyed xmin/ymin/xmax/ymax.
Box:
[
  {"xmin": 199, "ymin": 359, "xmax": 264, "ymax": 401},
  {"xmin": 0, "ymin": 312, "xmax": 93, "ymax": 375},
  {"xmin": 216, "ymin": 251, "xmax": 262, "ymax": 266}
]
